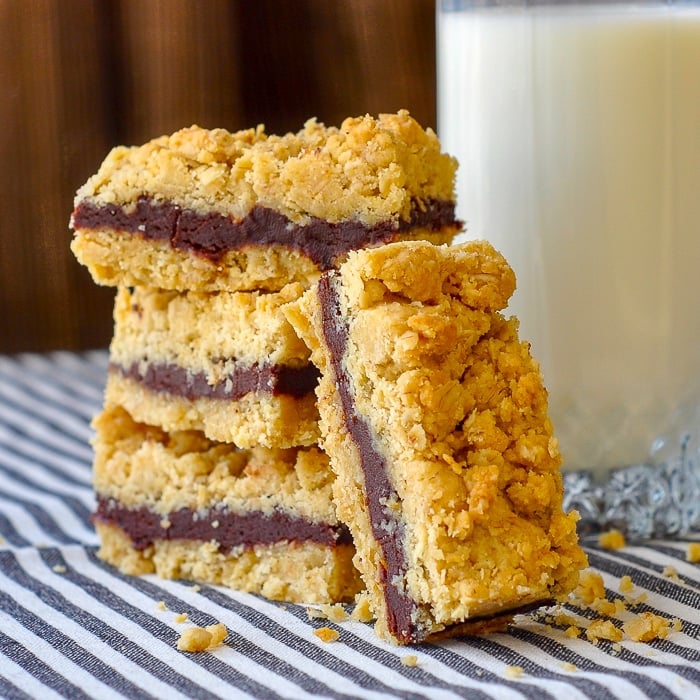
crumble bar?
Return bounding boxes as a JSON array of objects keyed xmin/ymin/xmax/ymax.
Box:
[
  {"xmin": 70, "ymin": 111, "xmax": 460, "ymax": 293},
  {"xmin": 93, "ymin": 405, "xmax": 361, "ymax": 604},
  {"xmin": 106, "ymin": 283, "xmax": 318, "ymax": 448},
  {"xmin": 285, "ymin": 239, "xmax": 587, "ymax": 643}
]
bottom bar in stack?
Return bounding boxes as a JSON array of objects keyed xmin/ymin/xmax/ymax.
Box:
[{"xmin": 91, "ymin": 404, "xmax": 361, "ymax": 604}]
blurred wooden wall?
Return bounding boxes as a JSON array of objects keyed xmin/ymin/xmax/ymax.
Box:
[{"xmin": 0, "ymin": 0, "xmax": 437, "ymax": 353}]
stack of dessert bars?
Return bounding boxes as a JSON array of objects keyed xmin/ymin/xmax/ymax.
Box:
[{"xmin": 70, "ymin": 111, "xmax": 461, "ymax": 607}]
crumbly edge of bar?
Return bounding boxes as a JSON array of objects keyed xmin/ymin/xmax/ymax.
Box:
[
  {"xmin": 110, "ymin": 283, "xmax": 311, "ymax": 372},
  {"xmin": 96, "ymin": 522, "xmax": 362, "ymax": 605},
  {"xmin": 70, "ymin": 225, "xmax": 458, "ymax": 292},
  {"xmin": 284, "ymin": 240, "xmax": 587, "ymax": 643},
  {"xmin": 92, "ymin": 405, "xmax": 335, "ymax": 522},
  {"xmin": 74, "ymin": 111, "xmax": 457, "ymax": 227},
  {"xmin": 70, "ymin": 231, "xmax": 323, "ymax": 292},
  {"xmin": 336, "ymin": 239, "xmax": 517, "ymax": 311},
  {"xmin": 104, "ymin": 373, "xmax": 320, "ymax": 449}
]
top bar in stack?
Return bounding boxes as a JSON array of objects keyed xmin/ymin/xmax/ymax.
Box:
[
  {"xmin": 285, "ymin": 240, "xmax": 588, "ymax": 644},
  {"xmin": 70, "ymin": 110, "xmax": 461, "ymax": 293}
]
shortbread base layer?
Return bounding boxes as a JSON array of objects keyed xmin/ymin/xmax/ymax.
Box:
[
  {"xmin": 71, "ymin": 225, "xmax": 459, "ymax": 292},
  {"xmin": 96, "ymin": 522, "xmax": 361, "ymax": 604},
  {"xmin": 105, "ymin": 371, "xmax": 319, "ymax": 448}
]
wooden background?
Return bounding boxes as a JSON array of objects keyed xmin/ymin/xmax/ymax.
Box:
[{"xmin": 0, "ymin": 0, "xmax": 437, "ymax": 353}]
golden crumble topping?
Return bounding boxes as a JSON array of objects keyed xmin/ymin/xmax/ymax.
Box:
[{"xmin": 75, "ymin": 111, "xmax": 457, "ymax": 227}]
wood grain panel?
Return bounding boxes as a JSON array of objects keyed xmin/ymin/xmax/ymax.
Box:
[{"xmin": 0, "ymin": 0, "xmax": 436, "ymax": 352}]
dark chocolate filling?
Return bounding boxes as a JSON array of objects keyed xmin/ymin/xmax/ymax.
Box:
[
  {"xmin": 317, "ymin": 272, "xmax": 422, "ymax": 644},
  {"xmin": 111, "ymin": 360, "xmax": 319, "ymax": 400},
  {"xmin": 72, "ymin": 197, "xmax": 459, "ymax": 270},
  {"xmin": 94, "ymin": 496, "xmax": 352, "ymax": 552}
]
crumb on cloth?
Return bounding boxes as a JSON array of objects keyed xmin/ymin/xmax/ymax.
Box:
[
  {"xmin": 598, "ymin": 529, "xmax": 626, "ymax": 550},
  {"xmin": 622, "ymin": 612, "xmax": 678, "ymax": 642},
  {"xmin": 537, "ymin": 567, "xmax": 682, "ymax": 648},
  {"xmin": 177, "ymin": 622, "xmax": 228, "ymax": 653},
  {"xmin": 313, "ymin": 627, "xmax": 340, "ymax": 643},
  {"xmin": 306, "ymin": 603, "xmax": 349, "ymax": 622},
  {"xmin": 686, "ymin": 542, "xmax": 700, "ymax": 563}
]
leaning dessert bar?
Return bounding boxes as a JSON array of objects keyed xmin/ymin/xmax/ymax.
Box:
[{"xmin": 285, "ymin": 240, "xmax": 588, "ymax": 644}]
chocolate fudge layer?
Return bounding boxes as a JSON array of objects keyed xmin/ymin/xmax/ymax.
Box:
[
  {"xmin": 285, "ymin": 240, "xmax": 588, "ymax": 644},
  {"xmin": 93, "ymin": 405, "xmax": 361, "ymax": 604},
  {"xmin": 70, "ymin": 111, "xmax": 461, "ymax": 292},
  {"xmin": 107, "ymin": 284, "xmax": 319, "ymax": 448}
]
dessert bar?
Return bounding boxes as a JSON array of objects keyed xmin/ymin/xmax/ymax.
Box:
[
  {"xmin": 106, "ymin": 283, "xmax": 319, "ymax": 448},
  {"xmin": 93, "ymin": 405, "xmax": 361, "ymax": 604},
  {"xmin": 285, "ymin": 240, "xmax": 588, "ymax": 643},
  {"xmin": 70, "ymin": 111, "xmax": 461, "ymax": 293}
]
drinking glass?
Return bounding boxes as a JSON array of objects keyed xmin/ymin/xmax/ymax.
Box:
[{"xmin": 437, "ymin": 0, "xmax": 700, "ymax": 534}]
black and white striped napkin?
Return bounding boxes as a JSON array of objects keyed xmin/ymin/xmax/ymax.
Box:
[{"xmin": 0, "ymin": 350, "xmax": 698, "ymax": 700}]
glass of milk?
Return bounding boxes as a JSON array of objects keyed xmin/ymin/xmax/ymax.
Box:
[{"xmin": 437, "ymin": 0, "xmax": 700, "ymax": 474}]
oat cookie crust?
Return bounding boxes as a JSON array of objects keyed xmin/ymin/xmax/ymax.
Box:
[{"xmin": 73, "ymin": 111, "xmax": 457, "ymax": 226}]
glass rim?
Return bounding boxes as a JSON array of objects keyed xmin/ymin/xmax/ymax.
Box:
[{"xmin": 439, "ymin": 0, "xmax": 698, "ymax": 9}]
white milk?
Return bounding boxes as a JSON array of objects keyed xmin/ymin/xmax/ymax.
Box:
[{"xmin": 437, "ymin": 2, "xmax": 700, "ymax": 472}]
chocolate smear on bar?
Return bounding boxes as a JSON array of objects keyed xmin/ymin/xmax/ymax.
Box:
[
  {"xmin": 110, "ymin": 360, "xmax": 319, "ymax": 400},
  {"xmin": 317, "ymin": 272, "xmax": 423, "ymax": 644},
  {"xmin": 72, "ymin": 198, "xmax": 458, "ymax": 270},
  {"xmin": 94, "ymin": 497, "xmax": 352, "ymax": 552}
]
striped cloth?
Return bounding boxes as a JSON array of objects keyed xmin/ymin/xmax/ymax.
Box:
[{"xmin": 0, "ymin": 350, "xmax": 698, "ymax": 700}]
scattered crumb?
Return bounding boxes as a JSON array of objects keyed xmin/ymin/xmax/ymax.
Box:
[
  {"xmin": 504, "ymin": 665, "xmax": 524, "ymax": 679},
  {"xmin": 623, "ymin": 612, "xmax": 672, "ymax": 642},
  {"xmin": 624, "ymin": 591, "xmax": 648, "ymax": 607},
  {"xmin": 401, "ymin": 655, "xmax": 419, "ymax": 667},
  {"xmin": 662, "ymin": 565, "xmax": 683, "ymax": 584},
  {"xmin": 159, "ymin": 519, "xmax": 171, "ymax": 530},
  {"xmin": 177, "ymin": 623, "xmax": 227, "ymax": 653},
  {"xmin": 190, "ymin": 584, "xmax": 201, "ymax": 593},
  {"xmin": 619, "ymin": 575, "xmax": 634, "ymax": 594},
  {"xmin": 585, "ymin": 620, "xmax": 623, "ymax": 643},
  {"xmin": 574, "ymin": 570, "xmax": 606, "ymax": 606},
  {"xmin": 306, "ymin": 604, "xmax": 349, "ymax": 623},
  {"xmin": 174, "ymin": 613, "xmax": 188, "ymax": 623},
  {"xmin": 313, "ymin": 627, "xmax": 340, "ymax": 643},
  {"xmin": 554, "ymin": 611, "xmax": 580, "ymax": 628},
  {"xmin": 156, "ymin": 601, "xmax": 167, "ymax": 611},
  {"xmin": 613, "ymin": 598, "xmax": 628, "ymax": 616},
  {"xmin": 686, "ymin": 542, "xmax": 700, "ymax": 563},
  {"xmin": 206, "ymin": 623, "xmax": 228, "ymax": 646},
  {"xmin": 52, "ymin": 565, "xmax": 67, "ymax": 574},
  {"xmin": 560, "ymin": 662, "xmax": 577, "ymax": 673},
  {"xmin": 177, "ymin": 628, "xmax": 211, "ymax": 653},
  {"xmin": 599, "ymin": 529, "xmax": 626, "ymax": 550},
  {"xmin": 351, "ymin": 592, "xmax": 374, "ymax": 623},
  {"xmin": 534, "ymin": 566, "xmax": 683, "ymax": 653},
  {"xmin": 590, "ymin": 597, "xmax": 616, "ymax": 616}
]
